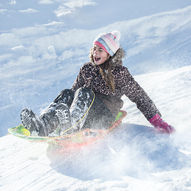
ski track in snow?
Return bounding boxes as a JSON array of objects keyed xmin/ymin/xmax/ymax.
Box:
[{"xmin": 1, "ymin": 2, "xmax": 191, "ymax": 191}]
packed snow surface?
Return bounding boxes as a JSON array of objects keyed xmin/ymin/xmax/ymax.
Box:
[{"xmin": 1, "ymin": 1, "xmax": 191, "ymax": 190}]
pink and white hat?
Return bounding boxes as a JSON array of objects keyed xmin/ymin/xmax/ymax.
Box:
[{"xmin": 94, "ymin": 31, "xmax": 120, "ymax": 56}]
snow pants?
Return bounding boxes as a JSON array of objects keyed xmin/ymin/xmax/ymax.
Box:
[
  {"xmin": 40, "ymin": 87, "xmax": 115, "ymax": 135},
  {"xmin": 52, "ymin": 87, "xmax": 114, "ymax": 131}
]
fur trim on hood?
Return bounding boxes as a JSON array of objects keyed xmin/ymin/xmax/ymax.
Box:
[{"xmin": 110, "ymin": 48, "xmax": 125, "ymax": 67}]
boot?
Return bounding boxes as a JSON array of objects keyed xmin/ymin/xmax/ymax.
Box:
[
  {"xmin": 70, "ymin": 87, "xmax": 95, "ymax": 130},
  {"xmin": 20, "ymin": 103, "xmax": 72, "ymax": 136},
  {"xmin": 20, "ymin": 108, "xmax": 47, "ymax": 136},
  {"xmin": 40, "ymin": 102, "xmax": 71, "ymax": 136}
]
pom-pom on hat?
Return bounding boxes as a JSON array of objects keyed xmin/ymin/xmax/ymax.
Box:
[{"xmin": 94, "ymin": 31, "xmax": 120, "ymax": 56}]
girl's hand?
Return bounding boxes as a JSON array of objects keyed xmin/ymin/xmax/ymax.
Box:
[{"xmin": 149, "ymin": 114, "xmax": 175, "ymax": 134}]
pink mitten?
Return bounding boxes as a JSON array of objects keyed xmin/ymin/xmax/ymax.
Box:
[{"xmin": 149, "ymin": 114, "xmax": 175, "ymax": 134}]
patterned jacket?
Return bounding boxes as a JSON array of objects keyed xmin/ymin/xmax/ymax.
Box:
[{"xmin": 72, "ymin": 49, "xmax": 161, "ymax": 120}]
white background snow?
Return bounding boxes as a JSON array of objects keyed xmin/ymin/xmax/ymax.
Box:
[{"xmin": 1, "ymin": 0, "xmax": 191, "ymax": 190}]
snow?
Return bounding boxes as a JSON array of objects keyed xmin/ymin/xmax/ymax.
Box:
[{"xmin": 1, "ymin": 0, "xmax": 191, "ymax": 190}]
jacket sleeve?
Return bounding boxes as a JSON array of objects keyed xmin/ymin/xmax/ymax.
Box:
[
  {"xmin": 122, "ymin": 67, "xmax": 161, "ymax": 120},
  {"xmin": 71, "ymin": 63, "xmax": 94, "ymax": 91},
  {"xmin": 71, "ymin": 67, "xmax": 85, "ymax": 91}
]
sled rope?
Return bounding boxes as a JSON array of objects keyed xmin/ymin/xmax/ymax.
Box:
[{"xmin": 60, "ymin": 91, "xmax": 96, "ymax": 136}]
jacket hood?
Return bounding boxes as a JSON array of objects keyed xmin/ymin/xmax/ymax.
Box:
[{"xmin": 110, "ymin": 48, "xmax": 125, "ymax": 67}]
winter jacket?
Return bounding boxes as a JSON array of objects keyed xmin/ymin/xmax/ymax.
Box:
[{"xmin": 72, "ymin": 49, "xmax": 161, "ymax": 120}]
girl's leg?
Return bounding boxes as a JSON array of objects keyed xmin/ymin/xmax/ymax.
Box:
[
  {"xmin": 39, "ymin": 87, "xmax": 95, "ymax": 133},
  {"xmin": 69, "ymin": 87, "xmax": 95, "ymax": 130},
  {"xmin": 53, "ymin": 89, "xmax": 74, "ymax": 106},
  {"xmin": 20, "ymin": 88, "xmax": 110, "ymax": 136},
  {"xmin": 20, "ymin": 89, "xmax": 74, "ymax": 136},
  {"xmin": 39, "ymin": 102, "xmax": 71, "ymax": 136},
  {"xmin": 82, "ymin": 95, "xmax": 114, "ymax": 129}
]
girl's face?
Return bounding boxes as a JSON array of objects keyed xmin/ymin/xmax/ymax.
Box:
[{"xmin": 92, "ymin": 45, "xmax": 110, "ymax": 65}]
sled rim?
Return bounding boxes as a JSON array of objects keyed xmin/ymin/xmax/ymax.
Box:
[{"xmin": 8, "ymin": 110, "xmax": 127, "ymax": 143}]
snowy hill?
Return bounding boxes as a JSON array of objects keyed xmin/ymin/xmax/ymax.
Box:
[
  {"xmin": 1, "ymin": 66, "xmax": 191, "ymax": 191},
  {"xmin": 1, "ymin": 0, "xmax": 191, "ymax": 190}
]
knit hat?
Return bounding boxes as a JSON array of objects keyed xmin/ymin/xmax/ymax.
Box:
[{"xmin": 94, "ymin": 31, "xmax": 120, "ymax": 56}]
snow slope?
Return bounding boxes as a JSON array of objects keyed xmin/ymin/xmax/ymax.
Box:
[
  {"xmin": 1, "ymin": 66, "xmax": 191, "ymax": 191},
  {"xmin": 1, "ymin": 0, "xmax": 191, "ymax": 190}
]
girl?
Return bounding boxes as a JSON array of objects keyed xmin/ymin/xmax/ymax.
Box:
[{"xmin": 21, "ymin": 31, "xmax": 175, "ymax": 136}]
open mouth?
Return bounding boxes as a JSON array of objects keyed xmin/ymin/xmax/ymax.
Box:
[{"xmin": 94, "ymin": 57, "xmax": 101, "ymax": 62}]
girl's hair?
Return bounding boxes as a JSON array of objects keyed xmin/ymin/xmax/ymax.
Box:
[{"xmin": 99, "ymin": 58, "xmax": 115, "ymax": 92}]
